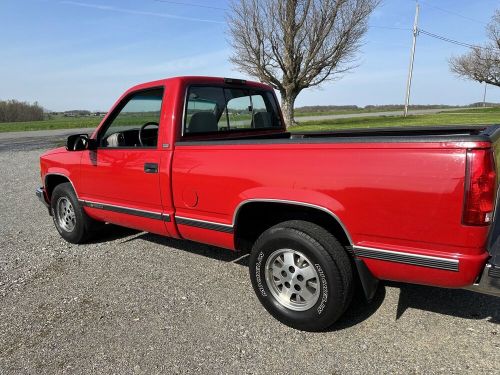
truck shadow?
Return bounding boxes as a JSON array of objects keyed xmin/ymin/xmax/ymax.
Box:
[
  {"xmin": 137, "ymin": 231, "xmax": 253, "ymax": 265},
  {"xmin": 86, "ymin": 224, "xmax": 141, "ymax": 244},
  {"xmin": 94, "ymin": 226, "xmax": 500, "ymax": 329},
  {"xmin": 388, "ymin": 281, "xmax": 500, "ymax": 324},
  {"xmin": 332, "ymin": 282, "xmax": 500, "ymax": 331}
]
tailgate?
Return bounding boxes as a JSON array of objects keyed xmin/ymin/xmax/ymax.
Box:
[
  {"xmin": 487, "ymin": 211, "xmax": 500, "ymax": 266},
  {"xmin": 487, "ymin": 126, "xmax": 500, "ymax": 267}
]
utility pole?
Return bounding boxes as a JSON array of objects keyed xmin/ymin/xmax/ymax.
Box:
[
  {"xmin": 483, "ymin": 82, "xmax": 487, "ymax": 107},
  {"xmin": 404, "ymin": 2, "xmax": 419, "ymax": 118}
]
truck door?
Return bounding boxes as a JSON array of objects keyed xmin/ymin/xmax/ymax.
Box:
[{"xmin": 79, "ymin": 87, "xmax": 171, "ymax": 236}]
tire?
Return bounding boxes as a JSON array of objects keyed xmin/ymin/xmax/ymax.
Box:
[
  {"xmin": 249, "ymin": 220, "xmax": 353, "ymax": 331},
  {"xmin": 50, "ymin": 182, "xmax": 101, "ymax": 244}
]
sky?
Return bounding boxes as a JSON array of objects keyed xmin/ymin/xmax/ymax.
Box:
[{"xmin": 0, "ymin": 0, "xmax": 499, "ymax": 111}]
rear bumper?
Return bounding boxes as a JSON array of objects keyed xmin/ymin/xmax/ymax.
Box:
[
  {"xmin": 465, "ymin": 263, "xmax": 500, "ymax": 297},
  {"xmin": 36, "ymin": 187, "xmax": 51, "ymax": 212}
]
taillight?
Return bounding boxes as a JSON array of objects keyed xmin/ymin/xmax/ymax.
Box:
[{"xmin": 463, "ymin": 149, "xmax": 496, "ymax": 226}]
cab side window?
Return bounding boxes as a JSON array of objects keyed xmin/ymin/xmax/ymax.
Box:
[{"xmin": 100, "ymin": 88, "xmax": 163, "ymax": 148}]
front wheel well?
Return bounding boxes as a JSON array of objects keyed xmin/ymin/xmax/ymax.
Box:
[
  {"xmin": 45, "ymin": 174, "xmax": 71, "ymax": 201},
  {"xmin": 234, "ymin": 202, "xmax": 351, "ymax": 252}
]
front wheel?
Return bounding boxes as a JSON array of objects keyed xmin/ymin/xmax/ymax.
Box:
[
  {"xmin": 50, "ymin": 182, "xmax": 101, "ymax": 244},
  {"xmin": 249, "ymin": 220, "xmax": 353, "ymax": 331}
]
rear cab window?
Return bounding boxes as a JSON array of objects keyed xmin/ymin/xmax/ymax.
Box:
[{"xmin": 183, "ymin": 85, "xmax": 282, "ymax": 137}]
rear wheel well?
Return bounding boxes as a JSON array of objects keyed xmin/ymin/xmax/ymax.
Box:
[
  {"xmin": 234, "ymin": 202, "xmax": 351, "ymax": 251},
  {"xmin": 45, "ymin": 175, "xmax": 71, "ymax": 201}
]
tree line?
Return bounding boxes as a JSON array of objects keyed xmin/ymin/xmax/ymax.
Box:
[{"xmin": 0, "ymin": 99, "xmax": 44, "ymax": 123}]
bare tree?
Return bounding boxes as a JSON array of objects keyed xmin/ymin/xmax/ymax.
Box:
[
  {"xmin": 228, "ymin": 0, "xmax": 380, "ymax": 127},
  {"xmin": 449, "ymin": 10, "xmax": 500, "ymax": 87}
]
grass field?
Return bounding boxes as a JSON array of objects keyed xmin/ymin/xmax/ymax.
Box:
[
  {"xmin": 0, "ymin": 116, "xmax": 101, "ymax": 133},
  {"xmin": 0, "ymin": 107, "xmax": 498, "ymax": 133},
  {"xmin": 294, "ymin": 108, "xmax": 399, "ymax": 117},
  {"xmin": 292, "ymin": 105, "xmax": 472, "ymax": 117},
  {"xmin": 0, "ymin": 113, "xmax": 159, "ymax": 133},
  {"xmin": 292, "ymin": 107, "xmax": 500, "ymax": 132}
]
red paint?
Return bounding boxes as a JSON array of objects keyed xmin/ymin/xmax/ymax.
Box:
[{"xmin": 39, "ymin": 76, "xmax": 496, "ymax": 291}]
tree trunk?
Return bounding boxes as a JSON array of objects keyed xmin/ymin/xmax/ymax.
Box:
[{"xmin": 281, "ymin": 93, "xmax": 297, "ymax": 128}]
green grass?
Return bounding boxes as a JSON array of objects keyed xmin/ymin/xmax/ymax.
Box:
[
  {"xmin": 293, "ymin": 105, "xmax": 500, "ymax": 118},
  {"xmin": 291, "ymin": 107, "xmax": 500, "ymax": 132},
  {"xmin": 438, "ymin": 107, "xmax": 500, "ymax": 114},
  {"xmin": 293, "ymin": 106, "xmax": 464, "ymax": 117},
  {"xmin": 294, "ymin": 108, "xmax": 405, "ymax": 117},
  {"xmin": 0, "ymin": 113, "xmax": 161, "ymax": 133}
]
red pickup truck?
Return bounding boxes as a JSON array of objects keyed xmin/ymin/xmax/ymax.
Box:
[{"xmin": 37, "ymin": 76, "xmax": 500, "ymax": 331}]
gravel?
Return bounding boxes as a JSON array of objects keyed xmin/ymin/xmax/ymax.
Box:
[{"xmin": 0, "ymin": 147, "xmax": 499, "ymax": 374}]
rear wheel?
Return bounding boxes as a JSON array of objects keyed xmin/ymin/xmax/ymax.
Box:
[
  {"xmin": 249, "ymin": 220, "xmax": 353, "ymax": 331},
  {"xmin": 50, "ymin": 183, "xmax": 101, "ymax": 244}
]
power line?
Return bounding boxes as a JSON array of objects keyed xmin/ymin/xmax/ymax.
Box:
[
  {"xmin": 153, "ymin": 0, "xmax": 227, "ymax": 11},
  {"xmin": 418, "ymin": 28, "xmax": 499, "ymax": 51},
  {"xmin": 418, "ymin": 29, "xmax": 479, "ymax": 49}
]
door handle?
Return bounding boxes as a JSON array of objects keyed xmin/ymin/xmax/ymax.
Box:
[{"xmin": 144, "ymin": 163, "xmax": 158, "ymax": 173}]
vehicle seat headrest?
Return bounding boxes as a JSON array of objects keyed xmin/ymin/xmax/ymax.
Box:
[
  {"xmin": 188, "ymin": 112, "xmax": 218, "ymax": 133},
  {"xmin": 253, "ymin": 112, "xmax": 272, "ymax": 128}
]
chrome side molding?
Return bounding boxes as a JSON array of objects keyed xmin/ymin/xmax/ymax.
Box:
[
  {"xmin": 352, "ymin": 245, "xmax": 459, "ymax": 272},
  {"xmin": 175, "ymin": 216, "xmax": 234, "ymax": 233},
  {"xmin": 80, "ymin": 200, "xmax": 170, "ymax": 222}
]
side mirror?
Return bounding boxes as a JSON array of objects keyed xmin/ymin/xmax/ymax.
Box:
[{"xmin": 66, "ymin": 134, "xmax": 96, "ymax": 151}]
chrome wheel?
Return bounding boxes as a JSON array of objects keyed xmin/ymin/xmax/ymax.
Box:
[
  {"xmin": 56, "ymin": 197, "xmax": 76, "ymax": 232},
  {"xmin": 265, "ymin": 249, "xmax": 320, "ymax": 311}
]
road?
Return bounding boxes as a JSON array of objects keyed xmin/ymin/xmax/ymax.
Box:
[
  {"xmin": 0, "ymin": 147, "xmax": 499, "ymax": 373},
  {"xmin": 0, "ymin": 128, "xmax": 96, "ymax": 152},
  {"xmin": 0, "ymin": 108, "xmax": 467, "ymax": 152}
]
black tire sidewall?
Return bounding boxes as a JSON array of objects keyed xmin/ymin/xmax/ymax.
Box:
[
  {"xmin": 50, "ymin": 183, "xmax": 86, "ymax": 244},
  {"xmin": 250, "ymin": 226, "xmax": 345, "ymax": 331}
]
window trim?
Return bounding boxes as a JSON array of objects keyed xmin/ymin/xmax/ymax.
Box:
[
  {"xmin": 181, "ymin": 84, "xmax": 281, "ymax": 138},
  {"xmin": 96, "ymin": 86, "xmax": 165, "ymax": 150}
]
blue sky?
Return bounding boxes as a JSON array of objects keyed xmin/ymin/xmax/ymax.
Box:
[{"xmin": 1, "ymin": 0, "xmax": 499, "ymax": 111}]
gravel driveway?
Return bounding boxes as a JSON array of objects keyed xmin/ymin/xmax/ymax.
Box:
[{"xmin": 0, "ymin": 147, "xmax": 499, "ymax": 374}]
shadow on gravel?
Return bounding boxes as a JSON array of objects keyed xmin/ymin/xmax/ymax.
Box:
[
  {"xmin": 389, "ymin": 281, "xmax": 500, "ymax": 324},
  {"xmin": 133, "ymin": 231, "xmax": 249, "ymax": 265},
  {"xmin": 331, "ymin": 286, "xmax": 387, "ymax": 331},
  {"xmin": 86, "ymin": 224, "xmax": 140, "ymax": 244}
]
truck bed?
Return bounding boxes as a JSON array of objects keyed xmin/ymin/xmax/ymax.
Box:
[
  {"xmin": 294, "ymin": 124, "xmax": 499, "ymax": 139},
  {"xmin": 180, "ymin": 125, "xmax": 500, "ymax": 144}
]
